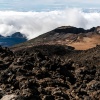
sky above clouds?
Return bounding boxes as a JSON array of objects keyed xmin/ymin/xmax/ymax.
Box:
[{"xmin": 0, "ymin": 0, "xmax": 100, "ymax": 11}]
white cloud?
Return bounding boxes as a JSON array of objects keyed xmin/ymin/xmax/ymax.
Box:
[{"xmin": 0, "ymin": 8, "xmax": 100, "ymax": 39}]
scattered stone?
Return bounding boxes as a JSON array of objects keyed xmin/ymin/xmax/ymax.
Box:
[{"xmin": 1, "ymin": 94, "xmax": 17, "ymax": 100}]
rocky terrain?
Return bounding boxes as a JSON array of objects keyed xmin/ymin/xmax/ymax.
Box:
[
  {"xmin": 11, "ymin": 26, "xmax": 100, "ymax": 51},
  {"xmin": 0, "ymin": 44, "xmax": 100, "ymax": 100}
]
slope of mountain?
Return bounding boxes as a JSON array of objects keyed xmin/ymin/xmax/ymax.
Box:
[
  {"xmin": 11, "ymin": 26, "xmax": 100, "ymax": 51},
  {"xmin": 0, "ymin": 32, "xmax": 27, "ymax": 47}
]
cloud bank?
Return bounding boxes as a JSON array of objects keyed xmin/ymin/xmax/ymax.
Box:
[{"xmin": 0, "ymin": 8, "xmax": 100, "ymax": 39}]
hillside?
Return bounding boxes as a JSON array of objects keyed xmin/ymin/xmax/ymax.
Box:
[{"xmin": 11, "ymin": 26, "xmax": 100, "ymax": 51}]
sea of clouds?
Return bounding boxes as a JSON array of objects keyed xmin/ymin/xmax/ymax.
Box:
[{"xmin": 0, "ymin": 8, "xmax": 100, "ymax": 39}]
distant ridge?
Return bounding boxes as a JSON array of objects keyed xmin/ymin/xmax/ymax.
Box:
[
  {"xmin": 0, "ymin": 32, "xmax": 27, "ymax": 47},
  {"xmin": 9, "ymin": 32, "xmax": 26, "ymax": 38}
]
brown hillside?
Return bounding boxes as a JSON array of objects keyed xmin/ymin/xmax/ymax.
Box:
[{"xmin": 11, "ymin": 26, "xmax": 100, "ymax": 51}]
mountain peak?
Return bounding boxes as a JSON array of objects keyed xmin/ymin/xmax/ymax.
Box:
[
  {"xmin": 0, "ymin": 32, "xmax": 27, "ymax": 47},
  {"xmin": 10, "ymin": 32, "xmax": 26, "ymax": 38}
]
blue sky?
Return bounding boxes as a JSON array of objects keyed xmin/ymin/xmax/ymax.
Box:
[{"xmin": 0, "ymin": 0, "xmax": 100, "ymax": 11}]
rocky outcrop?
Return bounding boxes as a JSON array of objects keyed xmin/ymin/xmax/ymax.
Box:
[
  {"xmin": 0, "ymin": 45, "xmax": 100, "ymax": 100},
  {"xmin": 50, "ymin": 26, "xmax": 96, "ymax": 34},
  {"xmin": 1, "ymin": 94, "xmax": 18, "ymax": 100}
]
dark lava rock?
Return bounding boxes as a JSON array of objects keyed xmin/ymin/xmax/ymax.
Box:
[{"xmin": 0, "ymin": 45, "xmax": 100, "ymax": 100}]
